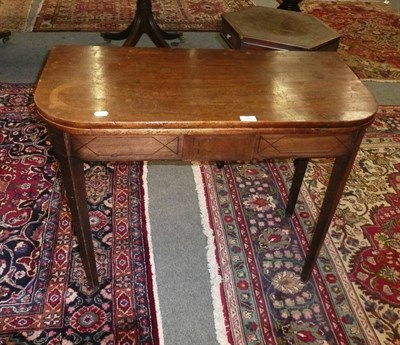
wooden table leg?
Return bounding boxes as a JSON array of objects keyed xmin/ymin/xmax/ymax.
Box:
[
  {"xmin": 47, "ymin": 127, "xmax": 99, "ymax": 288},
  {"xmin": 300, "ymin": 145, "xmax": 361, "ymax": 281},
  {"xmin": 286, "ymin": 158, "xmax": 309, "ymax": 215},
  {"xmin": 101, "ymin": 0, "xmax": 182, "ymax": 47}
]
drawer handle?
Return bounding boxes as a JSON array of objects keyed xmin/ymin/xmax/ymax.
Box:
[{"xmin": 226, "ymin": 34, "xmax": 232, "ymax": 40}]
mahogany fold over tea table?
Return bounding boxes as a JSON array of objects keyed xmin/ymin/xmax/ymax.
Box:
[{"xmin": 34, "ymin": 46, "xmax": 377, "ymax": 288}]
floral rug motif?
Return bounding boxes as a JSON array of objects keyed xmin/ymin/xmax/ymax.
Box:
[
  {"xmin": 0, "ymin": 0, "xmax": 32, "ymax": 31},
  {"xmin": 302, "ymin": 1, "xmax": 400, "ymax": 80},
  {"xmin": 33, "ymin": 0, "xmax": 254, "ymax": 32},
  {"xmin": 0, "ymin": 84, "xmax": 159, "ymax": 344},
  {"xmin": 197, "ymin": 106, "xmax": 400, "ymax": 344}
]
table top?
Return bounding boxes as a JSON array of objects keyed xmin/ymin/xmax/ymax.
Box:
[
  {"xmin": 34, "ymin": 45, "xmax": 377, "ymax": 134},
  {"xmin": 222, "ymin": 6, "xmax": 340, "ymax": 50}
]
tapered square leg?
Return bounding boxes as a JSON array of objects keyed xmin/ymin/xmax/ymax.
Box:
[{"xmin": 47, "ymin": 127, "xmax": 99, "ymax": 288}]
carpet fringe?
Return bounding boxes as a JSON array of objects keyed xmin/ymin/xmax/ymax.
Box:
[
  {"xmin": 192, "ymin": 163, "xmax": 230, "ymax": 345},
  {"xmin": 26, "ymin": 0, "xmax": 45, "ymax": 31},
  {"xmin": 143, "ymin": 162, "xmax": 165, "ymax": 345}
]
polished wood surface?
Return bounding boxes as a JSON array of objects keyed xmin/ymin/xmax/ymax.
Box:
[
  {"xmin": 35, "ymin": 46, "xmax": 375, "ymax": 133},
  {"xmin": 34, "ymin": 46, "xmax": 377, "ymax": 288},
  {"xmin": 221, "ymin": 6, "xmax": 340, "ymax": 51}
]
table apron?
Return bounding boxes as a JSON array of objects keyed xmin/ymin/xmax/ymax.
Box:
[{"xmin": 68, "ymin": 131, "xmax": 357, "ymax": 161}]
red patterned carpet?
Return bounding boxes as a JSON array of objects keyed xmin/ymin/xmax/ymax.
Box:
[
  {"xmin": 196, "ymin": 106, "xmax": 400, "ymax": 344},
  {"xmin": 302, "ymin": 1, "xmax": 400, "ymax": 80},
  {"xmin": 0, "ymin": 84, "xmax": 159, "ymax": 344},
  {"xmin": 33, "ymin": 0, "xmax": 254, "ymax": 32}
]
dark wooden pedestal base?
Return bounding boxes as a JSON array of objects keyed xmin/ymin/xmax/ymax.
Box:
[
  {"xmin": 0, "ymin": 31, "xmax": 11, "ymax": 43},
  {"xmin": 101, "ymin": 0, "xmax": 182, "ymax": 47},
  {"xmin": 277, "ymin": 0, "xmax": 302, "ymax": 12},
  {"xmin": 278, "ymin": 2, "xmax": 301, "ymax": 12}
]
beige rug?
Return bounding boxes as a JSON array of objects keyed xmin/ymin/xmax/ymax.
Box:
[{"xmin": 0, "ymin": 0, "xmax": 32, "ymax": 31}]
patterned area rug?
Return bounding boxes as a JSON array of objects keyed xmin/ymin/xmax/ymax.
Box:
[
  {"xmin": 196, "ymin": 106, "xmax": 400, "ymax": 344},
  {"xmin": 33, "ymin": 0, "xmax": 254, "ymax": 32},
  {"xmin": 302, "ymin": 1, "xmax": 400, "ymax": 80},
  {"xmin": 0, "ymin": 0, "xmax": 32, "ymax": 31},
  {"xmin": 0, "ymin": 84, "xmax": 159, "ymax": 344}
]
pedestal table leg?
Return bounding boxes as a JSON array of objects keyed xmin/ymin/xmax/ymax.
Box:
[
  {"xmin": 277, "ymin": 0, "xmax": 303, "ymax": 12},
  {"xmin": 0, "ymin": 30, "xmax": 11, "ymax": 43},
  {"xmin": 101, "ymin": 0, "xmax": 182, "ymax": 47}
]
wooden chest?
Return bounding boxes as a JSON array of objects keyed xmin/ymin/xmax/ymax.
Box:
[{"xmin": 221, "ymin": 6, "xmax": 340, "ymax": 51}]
